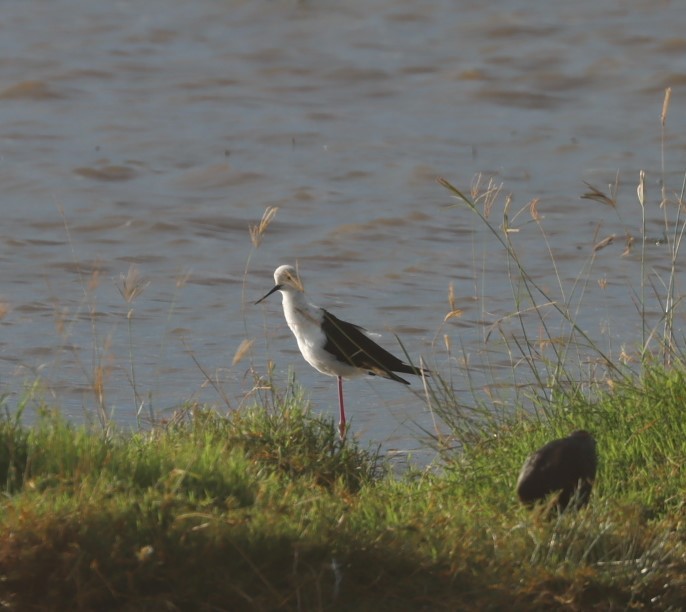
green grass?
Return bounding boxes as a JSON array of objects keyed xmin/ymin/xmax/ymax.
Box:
[
  {"xmin": 0, "ymin": 371, "xmax": 685, "ymax": 610},
  {"xmin": 4, "ymin": 94, "xmax": 686, "ymax": 610}
]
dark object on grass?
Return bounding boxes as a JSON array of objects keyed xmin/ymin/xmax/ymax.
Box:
[{"xmin": 516, "ymin": 430, "xmax": 597, "ymax": 512}]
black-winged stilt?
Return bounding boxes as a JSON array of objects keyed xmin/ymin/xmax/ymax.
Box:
[
  {"xmin": 255, "ymin": 264, "xmax": 428, "ymax": 437},
  {"xmin": 516, "ymin": 430, "xmax": 597, "ymax": 512}
]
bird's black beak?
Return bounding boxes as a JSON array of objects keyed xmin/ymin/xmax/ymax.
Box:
[{"xmin": 255, "ymin": 284, "xmax": 281, "ymax": 305}]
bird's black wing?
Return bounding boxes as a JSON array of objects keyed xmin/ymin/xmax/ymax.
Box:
[
  {"xmin": 320, "ymin": 309, "xmax": 421, "ymax": 383},
  {"xmin": 516, "ymin": 433, "xmax": 597, "ymax": 509},
  {"xmin": 516, "ymin": 441, "xmax": 568, "ymax": 503}
]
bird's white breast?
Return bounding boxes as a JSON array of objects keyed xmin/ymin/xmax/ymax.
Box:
[{"xmin": 281, "ymin": 293, "xmax": 361, "ymax": 378}]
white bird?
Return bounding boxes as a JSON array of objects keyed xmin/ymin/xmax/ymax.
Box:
[{"xmin": 255, "ymin": 264, "xmax": 428, "ymax": 437}]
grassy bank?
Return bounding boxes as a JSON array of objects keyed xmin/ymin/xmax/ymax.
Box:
[
  {"xmin": 0, "ymin": 367, "xmax": 685, "ymax": 610},
  {"xmin": 3, "ymin": 94, "xmax": 685, "ymax": 610}
]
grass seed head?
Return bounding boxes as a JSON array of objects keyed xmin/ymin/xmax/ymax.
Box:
[
  {"xmin": 232, "ymin": 339, "xmax": 254, "ymax": 366},
  {"xmin": 118, "ymin": 264, "xmax": 149, "ymax": 303},
  {"xmin": 661, "ymin": 87, "xmax": 671, "ymax": 127},
  {"xmin": 249, "ymin": 206, "xmax": 279, "ymax": 248}
]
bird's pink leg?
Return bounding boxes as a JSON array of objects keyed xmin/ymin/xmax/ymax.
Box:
[{"xmin": 337, "ymin": 376, "xmax": 347, "ymax": 438}]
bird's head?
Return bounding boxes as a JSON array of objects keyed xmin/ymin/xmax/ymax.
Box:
[{"xmin": 255, "ymin": 264, "xmax": 305, "ymax": 304}]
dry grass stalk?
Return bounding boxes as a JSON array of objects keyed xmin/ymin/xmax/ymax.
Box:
[
  {"xmin": 232, "ymin": 339, "xmax": 254, "ymax": 366},
  {"xmin": 593, "ymin": 235, "xmax": 615, "ymax": 252},
  {"xmin": 118, "ymin": 264, "xmax": 149, "ymax": 303},
  {"xmin": 503, "ymin": 194, "xmax": 518, "ymax": 233},
  {"xmin": 661, "ymin": 87, "xmax": 671, "ymax": 128},
  {"xmin": 185, "ymin": 341, "xmax": 232, "ymax": 410},
  {"xmin": 529, "ymin": 198, "xmax": 541, "ymax": 221},
  {"xmin": 483, "ymin": 179, "xmax": 501, "ymax": 220},
  {"xmin": 93, "ymin": 364, "xmax": 106, "ymax": 407},
  {"xmin": 469, "ymin": 173, "xmax": 483, "ymax": 200},
  {"xmin": 637, "ymin": 170, "xmax": 646, "ymax": 209},
  {"xmin": 581, "ymin": 182, "xmax": 616, "ymax": 208},
  {"xmin": 91, "ymin": 341, "xmax": 113, "ymax": 418},
  {"xmin": 465, "ymin": 174, "xmax": 502, "ymax": 220},
  {"xmin": 444, "ymin": 283, "xmax": 464, "ymax": 321},
  {"xmin": 249, "ymin": 206, "xmax": 279, "ymax": 248},
  {"xmin": 289, "ymin": 263, "xmax": 305, "ymax": 293}
]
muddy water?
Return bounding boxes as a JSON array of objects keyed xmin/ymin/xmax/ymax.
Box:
[{"xmin": 1, "ymin": 0, "xmax": 685, "ymax": 463}]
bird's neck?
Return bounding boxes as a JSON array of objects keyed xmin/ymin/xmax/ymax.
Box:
[{"xmin": 282, "ymin": 291, "xmax": 321, "ymax": 327}]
